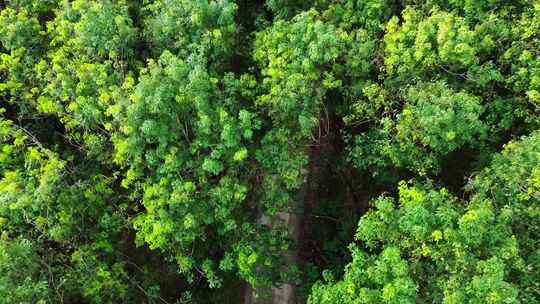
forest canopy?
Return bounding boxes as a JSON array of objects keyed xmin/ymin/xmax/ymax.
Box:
[{"xmin": 0, "ymin": 0, "xmax": 538, "ymax": 303}]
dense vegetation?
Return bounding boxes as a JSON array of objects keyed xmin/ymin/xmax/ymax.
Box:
[{"xmin": 0, "ymin": 0, "xmax": 538, "ymax": 303}]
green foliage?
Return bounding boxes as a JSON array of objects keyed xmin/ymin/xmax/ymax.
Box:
[
  {"xmin": 0, "ymin": 114, "xmax": 131, "ymax": 302},
  {"xmin": 311, "ymin": 130, "xmax": 540, "ymax": 303},
  {"xmin": 266, "ymin": 0, "xmax": 329, "ymax": 20},
  {"xmin": 467, "ymin": 131, "xmax": 540, "ymax": 301},
  {"xmin": 69, "ymin": 245, "xmax": 129, "ymax": 303},
  {"xmin": 142, "ymin": 0, "xmax": 237, "ymax": 62},
  {"xmin": 352, "ymin": 82, "xmax": 487, "ymax": 176},
  {"xmin": 49, "ymin": 0, "xmax": 136, "ymax": 60},
  {"xmin": 0, "ymin": 6, "xmax": 44, "ymax": 107},
  {"xmin": 4, "ymin": 0, "xmax": 57, "ymax": 15},
  {"xmin": 310, "ymin": 182, "xmax": 521, "ymax": 304},
  {"xmin": 33, "ymin": 0, "xmax": 136, "ymax": 156},
  {"xmin": 384, "ymin": 8, "xmax": 482, "ymax": 79},
  {"xmin": 322, "ymin": 0, "xmax": 394, "ymax": 31},
  {"xmin": 255, "ymin": 10, "xmax": 344, "ymax": 137},
  {"xmin": 503, "ymin": 3, "xmax": 540, "ymax": 124},
  {"xmin": 0, "ymin": 236, "xmax": 49, "ymax": 303},
  {"xmin": 379, "ymin": 4, "xmax": 538, "ymax": 131},
  {"xmin": 113, "ymin": 50, "xmax": 289, "ymax": 288},
  {"xmin": 0, "ymin": 0, "xmax": 539, "ymax": 302},
  {"xmin": 0, "ymin": 7, "xmax": 42, "ymax": 52}
]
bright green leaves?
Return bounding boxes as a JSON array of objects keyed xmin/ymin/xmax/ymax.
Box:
[
  {"xmin": 310, "ymin": 245, "xmax": 417, "ymax": 304},
  {"xmin": 384, "ymin": 8, "xmax": 480, "ymax": 80},
  {"xmin": 310, "ymin": 182, "xmax": 522, "ymax": 304},
  {"xmin": 42, "ymin": 61, "xmax": 121, "ymax": 127},
  {"xmin": 0, "ymin": 237, "xmax": 49, "ymax": 303},
  {"xmin": 312, "ymin": 130, "xmax": 540, "ymax": 302},
  {"xmin": 142, "ymin": 0, "xmax": 237, "ymax": 62},
  {"xmin": 238, "ymin": 109, "xmax": 260, "ymax": 140},
  {"xmin": 470, "ymin": 131, "xmax": 540, "ymax": 210},
  {"xmin": 0, "ymin": 100, "xmax": 128, "ymax": 303},
  {"xmin": 49, "ymin": 0, "xmax": 136, "ymax": 60},
  {"xmin": 14, "ymin": 0, "xmax": 136, "ymax": 160},
  {"xmin": 427, "ymin": 0, "xmax": 529, "ymax": 19},
  {"xmin": 0, "ymin": 143, "xmax": 120, "ymax": 244},
  {"xmin": 70, "ymin": 246, "xmax": 129, "ymax": 303},
  {"xmin": 352, "ymin": 82, "xmax": 487, "ymax": 176},
  {"xmin": 253, "ymin": 10, "xmax": 344, "ymax": 201},
  {"xmin": 0, "ymin": 7, "xmax": 42, "ymax": 52},
  {"xmin": 118, "ymin": 51, "xmax": 227, "ymax": 166},
  {"xmin": 117, "ymin": 50, "xmax": 262, "ymax": 286},
  {"xmin": 0, "ymin": 118, "xmax": 130, "ymax": 303},
  {"xmin": 467, "ymin": 131, "xmax": 540, "ymax": 301},
  {"xmin": 251, "ymin": 12, "xmax": 347, "ymax": 260},
  {"xmin": 255, "ymin": 10, "xmax": 344, "ymax": 137},
  {"xmin": 322, "ymin": 0, "xmax": 394, "ymax": 31},
  {"xmin": 453, "ymin": 257, "xmax": 519, "ymax": 304},
  {"xmin": 396, "ymin": 83, "xmax": 487, "ymax": 153},
  {"xmin": 378, "ymin": 3, "xmax": 537, "ymax": 134},
  {"xmin": 342, "ymin": 82, "xmax": 394, "ymax": 125},
  {"xmin": 4, "ymin": 0, "xmax": 57, "ymax": 15},
  {"xmin": 341, "ymin": 0, "xmax": 539, "ymax": 185},
  {"xmin": 0, "ymin": 146, "xmax": 65, "ymax": 237},
  {"xmin": 503, "ymin": 3, "xmax": 540, "ymax": 125},
  {"xmin": 0, "ymin": 7, "xmax": 44, "ymax": 106},
  {"xmin": 31, "ymin": 0, "xmax": 138, "ymax": 157},
  {"xmin": 0, "ymin": 0, "xmax": 539, "ymax": 302},
  {"xmin": 0, "ymin": 115, "xmax": 27, "ymax": 172}
]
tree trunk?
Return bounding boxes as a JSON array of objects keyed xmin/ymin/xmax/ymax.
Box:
[
  {"xmin": 245, "ymin": 122, "xmax": 324, "ymax": 304},
  {"xmin": 244, "ymin": 172, "xmax": 305, "ymax": 304}
]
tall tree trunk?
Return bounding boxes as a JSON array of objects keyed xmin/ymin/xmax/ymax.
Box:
[
  {"xmin": 245, "ymin": 142, "xmax": 324, "ymax": 303},
  {"xmin": 244, "ymin": 171, "xmax": 306, "ymax": 303}
]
